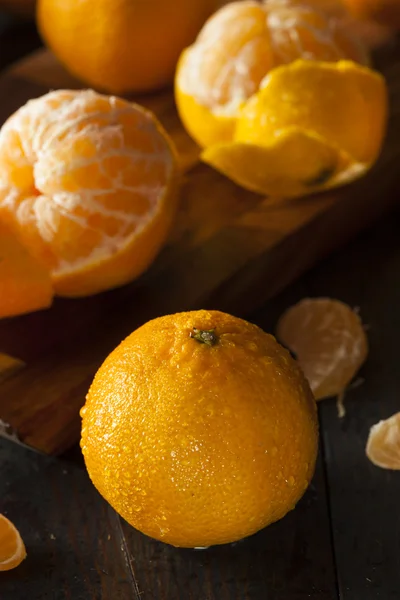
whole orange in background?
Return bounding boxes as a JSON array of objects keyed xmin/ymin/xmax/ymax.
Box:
[
  {"xmin": 0, "ymin": 89, "xmax": 179, "ymax": 298},
  {"xmin": 81, "ymin": 310, "xmax": 318, "ymax": 548},
  {"xmin": 343, "ymin": 0, "xmax": 400, "ymax": 29},
  {"xmin": 37, "ymin": 0, "xmax": 220, "ymax": 94},
  {"xmin": 0, "ymin": 514, "xmax": 26, "ymax": 572}
]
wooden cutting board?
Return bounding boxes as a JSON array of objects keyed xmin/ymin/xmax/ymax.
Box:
[{"xmin": 0, "ymin": 47, "xmax": 400, "ymax": 455}]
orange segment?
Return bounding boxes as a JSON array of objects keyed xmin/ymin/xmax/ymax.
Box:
[
  {"xmin": 0, "ymin": 222, "xmax": 53, "ymax": 318},
  {"xmin": 0, "ymin": 90, "xmax": 180, "ymax": 298},
  {"xmin": 0, "ymin": 514, "xmax": 27, "ymax": 571},
  {"xmin": 175, "ymin": 0, "xmax": 369, "ymax": 149},
  {"xmin": 366, "ymin": 413, "xmax": 400, "ymax": 470},
  {"xmin": 276, "ymin": 298, "xmax": 368, "ymax": 400}
]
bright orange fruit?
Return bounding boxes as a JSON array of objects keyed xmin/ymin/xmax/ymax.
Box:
[
  {"xmin": 0, "ymin": 89, "xmax": 179, "ymax": 298},
  {"xmin": 366, "ymin": 413, "xmax": 400, "ymax": 470},
  {"xmin": 0, "ymin": 514, "xmax": 27, "ymax": 572},
  {"xmin": 202, "ymin": 59, "xmax": 387, "ymax": 197},
  {"xmin": 0, "ymin": 222, "xmax": 53, "ymax": 318},
  {"xmin": 276, "ymin": 298, "xmax": 368, "ymax": 400},
  {"xmin": 81, "ymin": 310, "xmax": 318, "ymax": 548},
  {"xmin": 175, "ymin": 0, "xmax": 369, "ymax": 149},
  {"xmin": 37, "ymin": 0, "xmax": 220, "ymax": 94}
]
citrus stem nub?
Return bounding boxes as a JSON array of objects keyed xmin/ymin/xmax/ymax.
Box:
[{"xmin": 190, "ymin": 328, "xmax": 218, "ymax": 347}]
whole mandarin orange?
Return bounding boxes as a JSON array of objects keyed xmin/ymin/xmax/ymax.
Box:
[
  {"xmin": 81, "ymin": 310, "xmax": 318, "ymax": 548},
  {"xmin": 37, "ymin": 0, "xmax": 220, "ymax": 94}
]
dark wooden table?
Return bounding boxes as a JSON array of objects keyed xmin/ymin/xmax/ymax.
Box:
[{"xmin": 1, "ymin": 13, "xmax": 400, "ymax": 600}]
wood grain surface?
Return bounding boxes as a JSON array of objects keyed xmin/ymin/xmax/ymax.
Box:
[
  {"xmin": 251, "ymin": 207, "xmax": 400, "ymax": 600},
  {"xmin": 1, "ymin": 47, "xmax": 400, "ymax": 454},
  {"xmin": 2, "ymin": 206, "xmax": 400, "ymax": 600}
]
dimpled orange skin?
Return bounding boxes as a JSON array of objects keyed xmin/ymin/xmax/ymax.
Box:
[{"xmin": 81, "ymin": 310, "xmax": 318, "ymax": 548}]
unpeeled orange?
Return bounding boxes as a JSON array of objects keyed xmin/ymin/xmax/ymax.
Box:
[
  {"xmin": 0, "ymin": 514, "xmax": 26, "ymax": 572},
  {"xmin": 37, "ymin": 0, "xmax": 220, "ymax": 94},
  {"xmin": 0, "ymin": 89, "xmax": 179, "ymax": 298},
  {"xmin": 81, "ymin": 310, "xmax": 318, "ymax": 548}
]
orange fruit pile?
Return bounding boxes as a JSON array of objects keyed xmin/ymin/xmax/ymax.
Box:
[
  {"xmin": 0, "ymin": 514, "xmax": 26, "ymax": 572},
  {"xmin": 37, "ymin": 0, "xmax": 220, "ymax": 94},
  {"xmin": 366, "ymin": 413, "xmax": 400, "ymax": 470},
  {"xmin": 175, "ymin": 0, "xmax": 387, "ymax": 198},
  {"xmin": 81, "ymin": 310, "xmax": 318, "ymax": 548},
  {"xmin": 0, "ymin": 89, "xmax": 179, "ymax": 302},
  {"xmin": 277, "ymin": 298, "xmax": 368, "ymax": 401}
]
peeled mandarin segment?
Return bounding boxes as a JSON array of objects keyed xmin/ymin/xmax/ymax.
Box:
[
  {"xmin": 202, "ymin": 127, "xmax": 343, "ymax": 197},
  {"xmin": 0, "ymin": 222, "xmax": 53, "ymax": 318},
  {"xmin": 0, "ymin": 90, "xmax": 179, "ymax": 298},
  {"xmin": 366, "ymin": 413, "xmax": 400, "ymax": 470},
  {"xmin": 0, "ymin": 514, "xmax": 27, "ymax": 572},
  {"xmin": 236, "ymin": 60, "xmax": 388, "ymax": 166},
  {"xmin": 276, "ymin": 298, "xmax": 368, "ymax": 400}
]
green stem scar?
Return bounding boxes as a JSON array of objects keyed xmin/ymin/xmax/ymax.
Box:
[{"xmin": 190, "ymin": 328, "xmax": 218, "ymax": 347}]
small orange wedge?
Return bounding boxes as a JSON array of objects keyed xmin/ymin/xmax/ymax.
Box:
[
  {"xmin": 277, "ymin": 298, "xmax": 368, "ymax": 400},
  {"xmin": 0, "ymin": 514, "xmax": 27, "ymax": 571},
  {"xmin": 366, "ymin": 413, "xmax": 400, "ymax": 470},
  {"xmin": 0, "ymin": 222, "xmax": 53, "ymax": 318}
]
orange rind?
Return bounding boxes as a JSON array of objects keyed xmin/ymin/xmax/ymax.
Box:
[{"xmin": 202, "ymin": 60, "xmax": 387, "ymax": 197}]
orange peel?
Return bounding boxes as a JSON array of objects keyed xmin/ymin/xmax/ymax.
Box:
[{"xmin": 202, "ymin": 60, "xmax": 388, "ymax": 197}]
